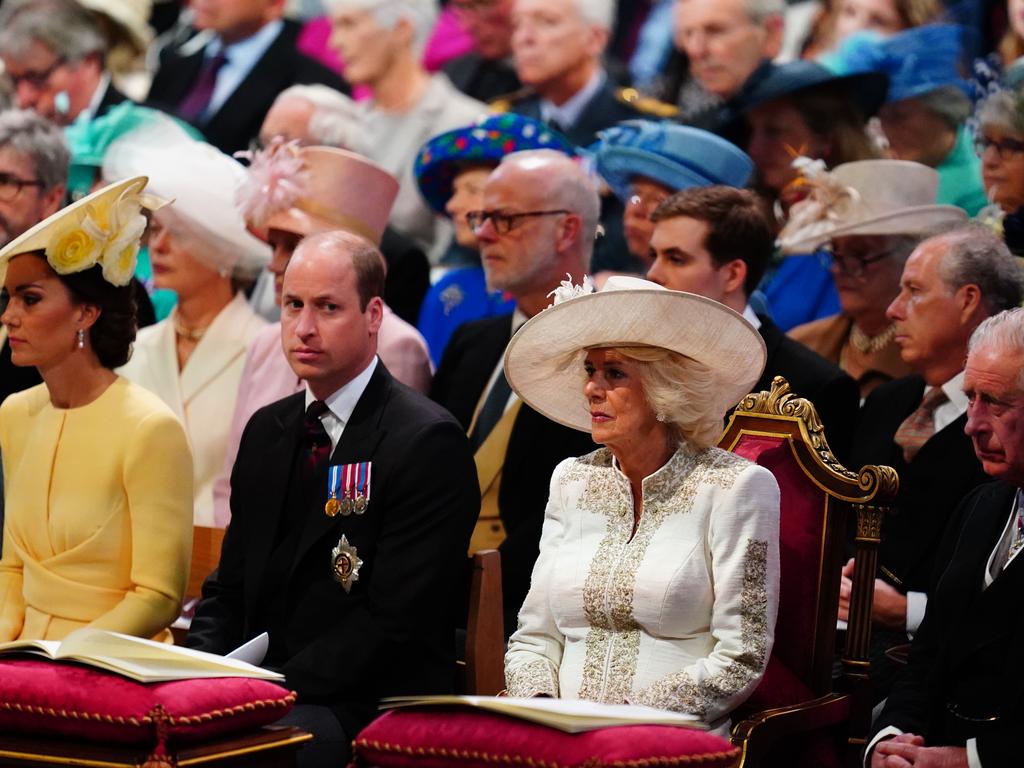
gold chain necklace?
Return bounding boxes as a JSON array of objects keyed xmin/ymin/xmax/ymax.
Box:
[{"xmin": 849, "ymin": 323, "xmax": 895, "ymax": 354}]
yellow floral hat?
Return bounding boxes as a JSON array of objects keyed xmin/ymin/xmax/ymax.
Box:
[{"xmin": 0, "ymin": 176, "xmax": 165, "ymax": 286}]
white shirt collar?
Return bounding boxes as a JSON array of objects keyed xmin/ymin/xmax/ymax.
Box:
[
  {"xmin": 742, "ymin": 304, "xmax": 762, "ymax": 331},
  {"xmin": 540, "ymin": 69, "xmax": 605, "ymax": 131},
  {"xmin": 304, "ymin": 356, "xmax": 379, "ymax": 450},
  {"xmin": 929, "ymin": 369, "xmax": 968, "ymax": 435},
  {"xmin": 208, "ymin": 18, "xmax": 283, "ymax": 60}
]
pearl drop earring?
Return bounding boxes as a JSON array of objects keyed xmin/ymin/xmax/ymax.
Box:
[{"xmin": 77, "ymin": 329, "xmax": 85, "ymax": 350}]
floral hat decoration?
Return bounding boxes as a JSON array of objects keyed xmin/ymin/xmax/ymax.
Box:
[
  {"xmin": 0, "ymin": 176, "xmax": 165, "ymax": 286},
  {"xmin": 414, "ymin": 113, "xmax": 575, "ymax": 215}
]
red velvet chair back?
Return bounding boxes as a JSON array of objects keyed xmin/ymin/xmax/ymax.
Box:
[{"xmin": 719, "ymin": 378, "xmax": 898, "ymax": 767}]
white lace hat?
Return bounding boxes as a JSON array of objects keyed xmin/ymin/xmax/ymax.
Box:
[
  {"xmin": 503, "ymin": 276, "xmax": 766, "ymax": 433},
  {"xmin": 777, "ymin": 159, "xmax": 967, "ymax": 254}
]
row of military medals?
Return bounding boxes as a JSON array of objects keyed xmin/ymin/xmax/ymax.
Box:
[{"xmin": 325, "ymin": 462, "xmax": 370, "ymax": 517}]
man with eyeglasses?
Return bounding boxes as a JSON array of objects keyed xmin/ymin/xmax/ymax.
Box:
[
  {"xmin": 443, "ymin": 0, "xmax": 521, "ymax": 103},
  {"xmin": 431, "ymin": 149, "xmax": 598, "ymax": 636},
  {"xmin": 841, "ymin": 226, "xmax": 1024, "ymax": 704},
  {"xmin": 0, "ymin": 0, "xmax": 130, "ymax": 127}
]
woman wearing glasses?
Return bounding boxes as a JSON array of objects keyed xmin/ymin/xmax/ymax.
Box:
[
  {"xmin": 975, "ymin": 87, "xmax": 1024, "ymax": 256},
  {"xmin": 782, "ymin": 159, "xmax": 966, "ymax": 398}
]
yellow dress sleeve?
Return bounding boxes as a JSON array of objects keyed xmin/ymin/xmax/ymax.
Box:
[
  {"xmin": 0, "ymin": 397, "xmax": 25, "ymax": 641},
  {"xmin": 85, "ymin": 406, "xmax": 194, "ymax": 638}
]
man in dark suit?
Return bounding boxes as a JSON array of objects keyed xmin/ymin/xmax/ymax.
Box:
[
  {"xmin": 443, "ymin": 0, "xmax": 521, "ymax": 103},
  {"xmin": 431, "ymin": 150, "xmax": 599, "ymax": 636},
  {"xmin": 0, "ymin": 0, "xmax": 131, "ymax": 126},
  {"xmin": 867, "ymin": 306, "xmax": 1024, "ymax": 768},
  {"xmin": 188, "ymin": 231, "xmax": 478, "ymax": 767},
  {"xmin": 842, "ymin": 225, "xmax": 1024, "ymax": 702},
  {"xmin": 148, "ymin": 0, "xmax": 346, "ymax": 156},
  {"xmin": 647, "ymin": 185, "xmax": 860, "ymax": 460}
]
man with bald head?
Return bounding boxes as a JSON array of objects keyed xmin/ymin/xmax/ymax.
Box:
[
  {"xmin": 432, "ymin": 149, "xmax": 600, "ymax": 635},
  {"xmin": 189, "ymin": 231, "xmax": 478, "ymax": 767}
]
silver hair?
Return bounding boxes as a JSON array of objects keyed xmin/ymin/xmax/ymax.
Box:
[
  {"xmin": 977, "ymin": 88, "xmax": 1024, "ymax": 136},
  {"xmin": 744, "ymin": 0, "xmax": 786, "ymax": 23},
  {"xmin": 325, "ymin": 0, "xmax": 438, "ymax": 54},
  {"xmin": 0, "ymin": 0, "xmax": 107, "ymax": 62},
  {"xmin": 275, "ymin": 85, "xmax": 360, "ymax": 149},
  {"xmin": 926, "ymin": 224, "xmax": 1024, "ymax": 314},
  {"xmin": 0, "ymin": 108, "xmax": 69, "ymax": 191},
  {"xmin": 569, "ymin": 0, "xmax": 617, "ymax": 30},
  {"xmin": 968, "ymin": 307, "xmax": 1024, "ymax": 388},
  {"xmin": 914, "ymin": 86, "xmax": 972, "ymax": 130},
  {"xmin": 499, "ymin": 148, "xmax": 600, "ymax": 262}
]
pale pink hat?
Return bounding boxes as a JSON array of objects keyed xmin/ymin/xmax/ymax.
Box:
[{"xmin": 238, "ymin": 143, "xmax": 399, "ymax": 246}]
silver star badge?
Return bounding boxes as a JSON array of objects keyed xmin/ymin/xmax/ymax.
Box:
[{"xmin": 330, "ymin": 535, "xmax": 363, "ymax": 593}]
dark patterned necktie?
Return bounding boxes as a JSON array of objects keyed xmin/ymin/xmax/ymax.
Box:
[
  {"xmin": 893, "ymin": 387, "xmax": 948, "ymax": 463},
  {"xmin": 178, "ymin": 50, "xmax": 228, "ymax": 123},
  {"xmin": 303, "ymin": 400, "xmax": 332, "ymax": 472}
]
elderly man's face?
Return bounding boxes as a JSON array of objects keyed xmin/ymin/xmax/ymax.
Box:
[
  {"xmin": 191, "ymin": 0, "xmax": 282, "ymax": 43},
  {"xmin": 965, "ymin": 343, "xmax": 1024, "ymax": 485},
  {"xmin": 673, "ymin": 0, "xmax": 777, "ymax": 99},
  {"xmin": 259, "ymin": 97, "xmax": 315, "ymax": 146},
  {"xmin": 280, "ymin": 241, "xmax": 382, "ymax": 399},
  {"xmin": 0, "ymin": 146, "xmax": 61, "ymax": 247},
  {"xmin": 329, "ymin": 7, "xmax": 401, "ymax": 86},
  {"xmin": 512, "ymin": 0, "xmax": 603, "ymax": 93},
  {"xmin": 887, "ymin": 239, "xmax": 972, "ymax": 380},
  {"xmin": 474, "ymin": 162, "xmax": 568, "ymax": 296},
  {"xmin": 3, "ymin": 40, "xmax": 95, "ymax": 125},
  {"xmin": 453, "ymin": 0, "xmax": 516, "ymax": 60}
]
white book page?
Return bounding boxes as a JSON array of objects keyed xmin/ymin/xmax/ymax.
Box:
[{"xmin": 227, "ymin": 632, "xmax": 269, "ymax": 665}]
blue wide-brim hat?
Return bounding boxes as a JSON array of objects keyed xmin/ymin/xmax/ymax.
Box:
[
  {"xmin": 592, "ymin": 121, "xmax": 754, "ymax": 201},
  {"xmin": 414, "ymin": 113, "xmax": 575, "ymax": 215},
  {"xmin": 739, "ymin": 60, "xmax": 889, "ymax": 117},
  {"xmin": 820, "ymin": 24, "xmax": 971, "ymax": 103}
]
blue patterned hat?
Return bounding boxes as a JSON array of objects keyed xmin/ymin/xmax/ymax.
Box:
[
  {"xmin": 592, "ymin": 121, "xmax": 754, "ymax": 201},
  {"xmin": 414, "ymin": 113, "xmax": 575, "ymax": 215},
  {"xmin": 821, "ymin": 24, "xmax": 971, "ymax": 103}
]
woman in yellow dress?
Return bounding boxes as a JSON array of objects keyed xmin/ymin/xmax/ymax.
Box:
[{"xmin": 0, "ymin": 177, "xmax": 194, "ymax": 642}]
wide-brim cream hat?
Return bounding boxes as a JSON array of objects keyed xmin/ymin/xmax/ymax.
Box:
[
  {"xmin": 777, "ymin": 159, "xmax": 967, "ymax": 253},
  {"xmin": 77, "ymin": 0, "xmax": 152, "ymax": 59},
  {"xmin": 503, "ymin": 276, "xmax": 767, "ymax": 433},
  {"xmin": 0, "ymin": 176, "xmax": 165, "ymax": 286}
]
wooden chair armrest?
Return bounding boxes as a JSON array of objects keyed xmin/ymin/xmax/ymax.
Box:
[{"xmin": 731, "ymin": 692, "xmax": 851, "ymax": 765}]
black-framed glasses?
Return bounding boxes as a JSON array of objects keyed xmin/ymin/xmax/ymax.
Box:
[
  {"xmin": 819, "ymin": 244, "xmax": 894, "ymax": 279},
  {"xmin": 466, "ymin": 209, "xmax": 571, "ymax": 235},
  {"xmin": 0, "ymin": 173, "xmax": 43, "ymax": 202},
  {"xmin": 974, "ymin": 134, "xmax": 1024, "ymax": 160},
  {"xmin": 6, "ymin": 58, "xmax": 66, "ymax": 92}
]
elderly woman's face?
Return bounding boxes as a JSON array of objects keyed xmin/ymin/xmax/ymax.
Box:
[
  {"xmin": 828, "ymin": 234, "xmax": 906, "ymax": 321},
  {"xmin": 148, "ymin": 210, "xmax": 226, "ymax": 297},
  {"xmin": 446, "ymin": 167, "xmax": 492, "ymax": 249},
  {"xmin": 978, "ymin": 125, "xmax": 1024, "ymax": 213},
  {"xmin": 746, "ymin": 98, "xmax": 827, "ymax": 194},
  {"xmin": 329, "ymin": 7, "xmax": 399, "ymax": 86},
  {"xmin": 623, "ymin": 178, "xmax": 673, "ymax": 261},
  {"xmin": 584, "ymin": 348, "xmax": 661, "ymax": 450}
]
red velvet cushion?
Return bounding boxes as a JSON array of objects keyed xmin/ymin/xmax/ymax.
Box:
[
  {"xmin": 0, "ymin": 659, "xmax": 295, "ymax": 747},
  {"xmin": 352, "ymin": 708, "xmax": 740, "ymax": 768},
  {"xmin": 731, "ymin": 435, "xmax": 828, "ymax": 684}
]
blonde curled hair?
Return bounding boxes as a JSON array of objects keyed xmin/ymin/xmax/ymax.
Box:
[{"xmin": 572, "ymin": 345, "xmax": 724, "ymax": 449}]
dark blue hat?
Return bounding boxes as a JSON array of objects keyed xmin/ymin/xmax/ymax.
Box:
[
  {"xmin": 821, "ymin": 24, "xmax": 971, "ymax": 103},
  {"xmin": 592, "ymin": 121, "xmax": 754, "ymax": 201},
  {"xmin": 414, "ymin": 113, "xmax": 575, "ymax": 215},
  {"xmin": 738, "ymin": 60, "xmax": 889, "ymax": 117}
]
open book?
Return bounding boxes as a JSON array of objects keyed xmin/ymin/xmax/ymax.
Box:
[
  {"xmin": 381, "ymin": 695, "xmax": 707, "ymax": 734},
  {"xmin": 0, "ymin": 628, "xmax": 283, "ymax": 683}
]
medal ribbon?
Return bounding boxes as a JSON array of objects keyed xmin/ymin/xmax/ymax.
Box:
[
  {"xmin": 344, "ymin": 463, "xmax": 356, "ymax": 501},
  {"xmin": 327, "ymin": 464, "xmax": 342, "ymax": 501},
  {"xmin": 356, "ymin": 462, "xmax": 369, "ymax": 501}
]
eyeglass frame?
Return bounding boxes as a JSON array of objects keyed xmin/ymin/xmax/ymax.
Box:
[
  {"xmin": 5, "ymin": 57, "xmax": 67, "ymax": 93},
  {"xmin": 466, "ymin": 208, "xmax": 572, "ymax": 235},
  {"xmin": 818, "ymin": 242, "xmax": 897, "ymax": 279},
  {"xmin": 974, "ymin": 133, "xmax": 1024, "ymax": 161},
  {"xmin": 0, "ymin": 172, "xmax": 44, "ymax": 202}
]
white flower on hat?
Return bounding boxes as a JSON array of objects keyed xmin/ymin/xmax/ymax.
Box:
[
  {"xmin": 546, "ymin": 274, "xmax": 595, "ymax": 307},
  {"xmin": 236, "ymin": 138, "xmax": 308, "ymax": 228},
  {"xmin": 101, "ymin": 210, "xmax": 147, "ymax": 286}
]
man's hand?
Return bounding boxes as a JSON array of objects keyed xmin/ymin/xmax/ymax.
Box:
[
  {"xmin": 837, "ymin": 559, "xmax": 908, "ymax": 630},
  {"xmin": 873, "ymin": 736, "xmax": 967, "ymax": 767}
]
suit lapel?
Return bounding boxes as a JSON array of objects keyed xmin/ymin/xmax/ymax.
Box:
[
  {"xmin": 754, "ymin": 317, "xmax": 784, "ymax": 393},
  {"xmin": 145, "ymin": 321, "xmax": 186, "ymax": 420},
  {"xmin": 204, "ymin": 24, "xmax": 291, "ymax": 134},
  {"xmin": 243, "ymin": 394, "xmax": 304, "ymax": 614},
  {"xmin": 292, "ymin": 364, "xmax": 392, "ymax": 567},
  {"xmin": 157, "ymin": 46, "xmax": 206, "ymax": 107}
]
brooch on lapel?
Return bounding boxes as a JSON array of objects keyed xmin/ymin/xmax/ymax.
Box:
[
  {"xmin": 325, "ymin": 462, "xmax": 372, "ymax": 517},
  {"xmin": 331, "ymin": 535, "xmax": 363, "ymax": 593}
]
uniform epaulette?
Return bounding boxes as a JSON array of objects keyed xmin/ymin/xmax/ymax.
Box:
[
  {"xmin": 617, "ymin": 88, "xmax": 679, "ymax": 119},
  {"xmin": 488, "ymin": 88, "xmax": 536, "ymax": 113}
]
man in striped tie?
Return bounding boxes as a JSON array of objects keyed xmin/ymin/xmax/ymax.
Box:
[
  {"xmin": 867, "ymin": 306, "xmax": 1024, "ymax": 768},
  {"xmin": 841, "ymin": 225, "xmax": 1024, "ymax": 702}
]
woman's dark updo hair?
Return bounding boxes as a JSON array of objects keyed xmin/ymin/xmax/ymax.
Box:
[{"xmin": 53, "ymin": 258, "xmax": 137, "ymax": 369}]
